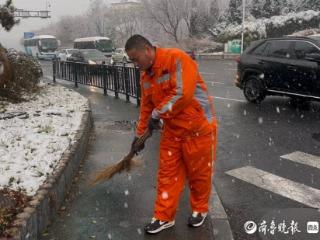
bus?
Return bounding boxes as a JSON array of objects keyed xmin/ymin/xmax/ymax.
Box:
[
  {"xmin": 73, "ymin": 37, "xmax": 114, "ymax": 57},
  {"xmin": 24, "ymin": 35, "xmax": 59, "ymax": 60}
]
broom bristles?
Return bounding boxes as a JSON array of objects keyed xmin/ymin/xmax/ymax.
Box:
[
  {"xmin": 89, "ymin": 129, "xmax": 151, "ymax": 186},
  {"xmin": 89, "ymin": 153, "xmax": 134, "ymax": 186}
]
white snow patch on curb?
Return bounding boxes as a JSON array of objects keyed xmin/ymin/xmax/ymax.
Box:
[{"xmin": 0, "ymin": 84, "xmax": 89, "ymax": 196}]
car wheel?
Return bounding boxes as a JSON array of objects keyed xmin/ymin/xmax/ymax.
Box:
[
  {"xmin": 289, "ymin": 97, "xmax": 310, "ymax": 109},
  {"xmin": 243, "ymin": 76, "xmax": 266, "ymax": 103}
]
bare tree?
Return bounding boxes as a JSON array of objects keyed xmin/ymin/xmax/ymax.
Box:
[
  {"xmin": 142, "ymin": 0, "xmax": 187, "ymax": 42},
  {"xmin": 0, "ymin": 0, "xmax": 19, "ymax": 31},
  {"xmin": 105, "ymin": 5, "xmax": 144, "ymax": 46},
  {"xmin": 87, "ymin": 0, "xmax": 108, "ymax": 36}
]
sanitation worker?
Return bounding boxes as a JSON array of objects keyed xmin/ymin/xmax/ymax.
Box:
[{"xmin": 125, "ymin": 35, "xmax": 217, "ymax": 234}]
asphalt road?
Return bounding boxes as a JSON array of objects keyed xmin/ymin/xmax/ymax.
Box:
[
  {"xmin": 41, "ymin": 59, "xmax": 320, "ymax": 240},
  {"xmin": 198, "ymin": 59, "xmax": 320, "ymax": 240}
]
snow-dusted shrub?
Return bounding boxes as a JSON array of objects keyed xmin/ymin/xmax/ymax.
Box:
[
  {"xmin": 0, "ymin": 47, "xmax": 42, "ymax": 102},
  {"xmin": 213, "ymin": 10, "xmax": 320, "ymax": 47}
]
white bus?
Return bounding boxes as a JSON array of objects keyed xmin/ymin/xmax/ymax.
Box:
[
  {"xmin": 24, "ymin": 35, "xmax": 59, "ymax": 60},
  {"xmin": 74, "ymin": 37, "xmax": 114, "ymax": 57}
]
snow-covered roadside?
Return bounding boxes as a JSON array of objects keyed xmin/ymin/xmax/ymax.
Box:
[{"xmin": 0, "ymin": 84, "xmax": 89, "ymax": 196}]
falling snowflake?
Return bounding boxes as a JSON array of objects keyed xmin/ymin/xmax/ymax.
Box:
[
  {"xmin": 258, "ymin": 117, "xmax": 263, "ymax": 124},
  {"xmin": 124, "ymin": 202, "xmax": 128, "ymax": 208},
  {"xmin": 208, "ymin": 162, "xmax": 211, "ymax": 167},
  {"xmin": 259, "ymin": 73, "xmax": 265, "ymax": 79},
  {"xmin": 108, "ymin": 233, "xmax": 112, "ymax": 239},
  {"xmin": 227, "ymin": 104, "xmax": 231, "ymax": 108},
  {"xmin": 276, "ymin": 107, "xmax": 280, "ymax": 113},
  {"xmin": 124, "ymin": 190, "xmax": 129, "ymax": 196},
  {"xmin": 161, "ymin": 191, "xmax": 169, "ymax": 199},
  {"xmin": 128, "ymin": 175, "xmax": 132, "ymax": 181},
  {"xmin": 243, "ymin": 110, "xmax": 247, "ymax": 116},
  {"xmin": 137, "ymin": 228, "xmax": 142, "ymax": 235},
  {"xmin": 174, "ymin": 177, "xmax": 178, "ymax": 181},
  {"xmin": 168, "ymin": 151, "xmax": 172, "ymax": 156}
]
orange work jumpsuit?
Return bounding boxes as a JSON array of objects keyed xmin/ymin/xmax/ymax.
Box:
[{"xmin": 136, "ymin": 47, "xmax": 217, "ymax": 221}]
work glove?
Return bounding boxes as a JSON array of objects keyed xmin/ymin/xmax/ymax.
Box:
[
  {"xmin": 148, "ymin": 118, "xmax": 161, "ymax": 134},
  {"xmin": 131, "ymin": 136, "xmax": 145, "ymax": 154}
]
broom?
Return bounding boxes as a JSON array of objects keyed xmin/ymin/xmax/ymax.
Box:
[{"xmin": 89, "ymin": 129, "xmax": 152, "ymax": 186}]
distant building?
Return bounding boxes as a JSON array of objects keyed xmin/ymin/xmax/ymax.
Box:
[{"xmin": 110, "ymin": 0, "xmax": 141, "ymax": 10}]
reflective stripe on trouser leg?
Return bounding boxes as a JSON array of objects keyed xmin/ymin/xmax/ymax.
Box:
[
  {"xmin": 182, "ymin": 133, "xmax": 215, "ymax": 213},
  {"xmin": 154, "ymin": 136, "xmax": 186, "ymax": 222}
]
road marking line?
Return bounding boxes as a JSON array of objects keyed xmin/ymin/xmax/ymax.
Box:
[
  {"xmin": 226, "ymin": 166, "xmax": 320, "ymax": 209},
  {"xmin": 281, "ymin": 151, "xmax": 320, "ymax": 170},
  {"xmin": 212, "ymin": 96, "xmax": 246, "ymax": 103},
  {"xmin": 210, "ymin": 185, "xmax": 228, "ymax": 219},
  {"xmin": 224, "ymin": 68, "xmax": 237, "ymax": 71},
  {"xmin": 200, "ymin": 72, "xmax": 216, "ymax": 75},
  {"xmin": 207, "ymin": 81, "xmax": 225, "ymax": 85}
]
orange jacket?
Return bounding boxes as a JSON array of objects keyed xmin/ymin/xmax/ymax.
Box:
[{"xmin": 136, "ymin": 47, "xmax": 216, "ymax": 139}]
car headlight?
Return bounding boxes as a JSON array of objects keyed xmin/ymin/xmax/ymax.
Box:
[{"xmin": 88, "ymin": 60, "xmax": 97, "ymax": 65}]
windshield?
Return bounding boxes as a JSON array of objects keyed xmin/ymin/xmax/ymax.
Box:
[
  {"xmin": 66, "ymin": 49, "xmax": 78, "ymax": 55},
  {"xmin": 81, "ymin": 49, "xmax": 105, "ymax": 59},
  {"xmin": 95, "ymin": 39, "xmax": 113, "ymax": 52},
  {"xmin": 115, "ymin": 48, "xmax": 123, "ymax": 54},
  {"xmin": 39, "ymin": 38, "xmax": 58, "ymax": 51}
]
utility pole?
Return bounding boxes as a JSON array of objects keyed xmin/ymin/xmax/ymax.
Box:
[{"xmin": 241, "ymin": 0, "xmax": 246, "ymax": 53}]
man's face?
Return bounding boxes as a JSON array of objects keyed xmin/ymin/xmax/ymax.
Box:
[{"xmin": 126, "ymin": 46, "xmax": 154, "ymax": 71}]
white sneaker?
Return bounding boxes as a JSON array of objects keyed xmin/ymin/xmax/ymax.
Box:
[
  {"xmin": 144, "ymin": 217, "xmax": 175, "ymax": 234},
  {"xmin": 188, "ymin": 211, "xmax": 208, "ymax": 227}
]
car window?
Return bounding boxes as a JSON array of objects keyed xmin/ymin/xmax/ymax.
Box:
[
  {"xmin": 67, "ymin": 49, "xmax": 78, "ymax": 55},
  {"xmin": 71, "ymin": 52, "xmax": 82, "ymax": 58},
  {"xmin": 268, "ymin": 40, "xmax": 292, "ymax": 59},
  {"xmin": 293, "ymin": 41, "xmax": 320, "ymax": 60},
  {"xmin": 251, "ymin": 42, "xmax": 269, "ymax": 56},
  {"xmin": 81, "ymin": 49, "xmax": 105, "ymax": 59}
]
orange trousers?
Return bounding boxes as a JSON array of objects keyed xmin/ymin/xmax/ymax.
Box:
[{"xmin": 154, "ymin": 130, "xmax": 217, "ymax": 221}]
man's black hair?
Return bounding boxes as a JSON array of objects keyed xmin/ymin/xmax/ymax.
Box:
[{"xmin": 125, "ymin": 34, "xmax": 153, "ymax": 51}]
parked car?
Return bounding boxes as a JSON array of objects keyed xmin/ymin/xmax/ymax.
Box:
[
  {"xmin": 111, "ymin": 48, "xmax": 130, "ymax": 63},
  {"xmin": 68, "ymin": 49, "xmax": 108, "ymax": 64},
  {"xmin": 235, "ymin": 36, "xmax": 320, "ymax": 103},
  {"xmin": 56, "ymin": 49, "xmax": 78, "ymax": 61}
]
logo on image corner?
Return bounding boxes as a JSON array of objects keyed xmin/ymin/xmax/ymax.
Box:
[
  {"xmin": 307, "ymin": 221, "xmax": 319, "ymax": 234},
  {"xmin": 244, "ymin": 221, "xmax": 257, "ymax": 234}
]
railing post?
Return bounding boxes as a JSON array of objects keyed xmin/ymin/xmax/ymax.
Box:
[
  {"xmin": 135, "ymin": 68, "xmax": 140, "ymax": 107},
  {"xmin": 52, "ymin": 57, "xmax": 56, "ymax": 83},
  {"xmin": 125, "ymin": 67, "xmax": 130, "ymax": 102},
  {"xmin": 74, "ymin": 62, "xmax": 78, "ymax": 88},
  {"xmin": 103, "ymin": 65, "xmax": 107, "ymax": 96},
  {"xmin": 113, "ymin": 67, "xmax": 119, "ymax": 99}
]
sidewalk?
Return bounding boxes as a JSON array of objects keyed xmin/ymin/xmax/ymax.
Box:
[{"xmin": 41, "ymin": 77, "xmax": 233, "ymax": 240}]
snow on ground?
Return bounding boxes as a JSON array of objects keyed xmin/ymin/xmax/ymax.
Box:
[{"xmin": 0, "ymin": 84, "xmax": 89, "ymax": 196}]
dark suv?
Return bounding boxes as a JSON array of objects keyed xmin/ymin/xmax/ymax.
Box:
[{"xmin": 235, "ymin": 36, "xmax": 320, "ymax": 103}]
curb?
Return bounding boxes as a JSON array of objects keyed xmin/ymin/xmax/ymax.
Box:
[
  {"xmin": 5, "ymin": 99, "xmax": 93, "ymax": 240},
  {"xmin": 209, "ymin": 185, "xmax": 234, "ymax": 240}
]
